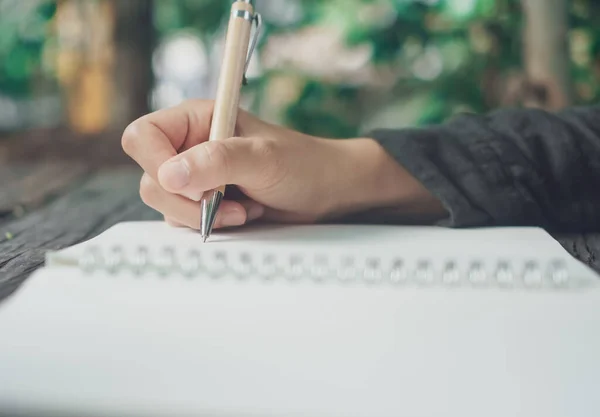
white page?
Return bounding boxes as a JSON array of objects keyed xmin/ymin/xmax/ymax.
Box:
[
  {"xmin": 1, "ymin": 222, "xmax": 599, "ymax": 417},
  {"xmin": 48, "ymin": 221, "xmax": 581, "ymax": 257},
  {"xmin": 0, "ymin": 266, "xmax": 599, "ymax": 417}
]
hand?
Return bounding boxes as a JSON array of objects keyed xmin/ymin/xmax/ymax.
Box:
[{"xmin": 122, "ymin": 100, "xmax": 443, "ymax": 230}]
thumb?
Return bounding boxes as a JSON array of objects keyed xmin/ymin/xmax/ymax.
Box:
[{"xmin": 157, "ymin": 136, "xmax": 274, "ymax": 200}]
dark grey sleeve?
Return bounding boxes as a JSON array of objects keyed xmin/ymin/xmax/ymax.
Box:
[{"xmin": 368, "ymin": 105, "xmax": 600, "ymax": 233}]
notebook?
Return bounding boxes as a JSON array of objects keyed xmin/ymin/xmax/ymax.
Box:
[{"xmin": 0, "ymin": 221, "xmax": 599, "ymax": 417}]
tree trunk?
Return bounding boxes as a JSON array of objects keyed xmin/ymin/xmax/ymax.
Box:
[
  {"xmin": 112, "ymin": 0, "xmax": 154, "ymax": 128},
  {"xmin": 521, "ymin": 0, "xmax": 572, "ymax": 110},
  {"xmin": 55, "ymin": 0, "xmax": 116, "ymax": 134}
]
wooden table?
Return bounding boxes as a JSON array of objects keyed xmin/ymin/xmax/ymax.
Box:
[
  {"xmin": 1, "ymin": 128, "xmax": 599, "ymax": 304},
  {"xmin": 0, "ymin": 128, "xmax": 160, "ymax": 302}
]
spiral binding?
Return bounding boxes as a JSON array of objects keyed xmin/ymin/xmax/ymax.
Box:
[{"xmin": 71, "ymin": 244, "xmax": 583, "ymax": 290}]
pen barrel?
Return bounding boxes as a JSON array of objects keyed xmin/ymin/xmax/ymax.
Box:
[{"xmin": 208, "ymin": 1, "xmax": 254, "ymax": 144}]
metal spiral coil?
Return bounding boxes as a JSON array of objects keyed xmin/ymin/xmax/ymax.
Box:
[{"xmin": 77, "ymin": 244, "xmax": 575, "ymax": 289}]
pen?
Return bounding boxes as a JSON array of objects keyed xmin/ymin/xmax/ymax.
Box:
[{"xmin": 200, "ymin": 0, "xmax": 261, "ymax": 242}]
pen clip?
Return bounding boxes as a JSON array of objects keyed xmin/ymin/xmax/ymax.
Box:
[{"xmin": 242, "ymin": 12, "xmax": 262, "ymax": 86}]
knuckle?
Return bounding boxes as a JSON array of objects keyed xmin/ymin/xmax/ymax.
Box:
[
  {"xmin": 182, "ymin": 98, "xmax": 206, "ymax": 107},
  {"xmin": 139, "ymin": 174, "xmax": 156, "ymax": 205},
  {"xmin": 251, "ymin": 137, "xmax": 285, "ymax": 186},
  {"xmin": 252, "ymin": 136, "xmax": 277, "ymax": 159},
  {"xmin": 121, "ymin": 121, "xmax": 141, "ymax": 156}
]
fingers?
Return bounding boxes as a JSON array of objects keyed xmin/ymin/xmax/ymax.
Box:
[
  {"xmin": 157, "ymin": 136, "xmax": 283, "ymax": 198},
  {"xmin": 140, "ymin": 174, "xmax": 264, "ymax": 230},
  {"xmin": 127, "ymin": 100, "xmax": 270, "ymax": 231},
  {"xmin": 121, "ymin": 100, "xmax": 215, "ymax": 183}
]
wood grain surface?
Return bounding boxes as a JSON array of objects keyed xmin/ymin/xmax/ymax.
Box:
[{"xmin": 0, "ymin": 130, "xmax": 158, "ymax": 302}]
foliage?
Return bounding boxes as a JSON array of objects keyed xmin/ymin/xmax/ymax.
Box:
[
  {"xmin": 0, "ymin": 0, "xmax": 56, "ymax": 96},
  {"xmin": 1, "ymin": 0, "xmax": 600, "ymax": 137},
  {"xmin": 153, "ymin": 0, "xmax": 599, "ymax": 137}
]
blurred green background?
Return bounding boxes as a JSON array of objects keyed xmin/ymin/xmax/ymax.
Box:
[{"xmin": 0, "ymin": 0, "xmax": 598, "ymax": 138}]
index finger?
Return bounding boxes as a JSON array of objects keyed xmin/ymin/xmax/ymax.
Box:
[{"xmin": 121, "ymin": 99, "xmax": 215, "ymax": 181}]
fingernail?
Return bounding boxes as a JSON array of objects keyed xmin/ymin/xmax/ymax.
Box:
[
  {"xmin": 182, "ymin": 190, "xmax": 203, "ymax": 202},
  {"xmin": 220, "ymin": 208, "xmax": 246, "ymax": 227},
  {"xmin": 247, "ymin": 204, "xmax": 264, "ymax": 221},
  {"xmin": 160, "ymin": 159, "xmax": 190, "ymax": 190}
]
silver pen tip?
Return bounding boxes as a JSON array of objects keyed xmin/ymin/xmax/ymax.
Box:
[
  {"xmin": 202, "ymin": 235, "xmax": 208, "ymax": 243},
  {"xmin": 200, "ymin": 191, "xmax": 224, "ymax": 242}
]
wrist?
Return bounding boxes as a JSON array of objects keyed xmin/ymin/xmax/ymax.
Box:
[{"xmin": 323, "ymin": 137, "xmax": 446, "ymax": 221}]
